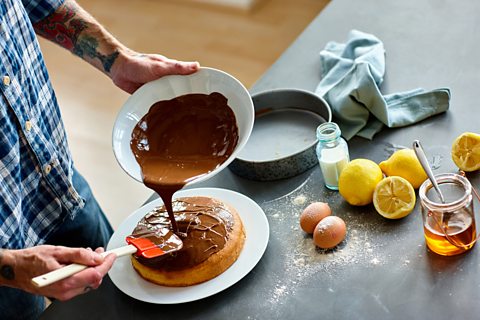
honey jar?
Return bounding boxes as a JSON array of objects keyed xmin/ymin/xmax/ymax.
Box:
[{"xmin": 419, "ymin": 173, "xmax": 477, "ymax": 256}]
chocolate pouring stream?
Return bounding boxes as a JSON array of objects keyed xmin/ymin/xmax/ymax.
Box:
[{"xmin": 130, "ymin": 92, "xmax": 239, "ymax": 234}]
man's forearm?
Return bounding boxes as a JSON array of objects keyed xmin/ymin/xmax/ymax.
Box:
[{"xmin": 33, "ymin": 0, "xmax": 125, "ymax": 74}]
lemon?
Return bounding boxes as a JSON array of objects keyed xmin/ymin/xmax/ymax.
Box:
[
  {"xmin": 451, "ymin": 132, "xmax": 480, "ymax": 172},
  {"xmin": 338, "ymin": 159, "xmax": 383, "ymax": 206},
  {"xmin": 373, "ymin": 176, "xmax": 416, "ymax": 219},
  {"xmin": 379, "ymin": 148, "xmax": 427, "ymax": 189}
]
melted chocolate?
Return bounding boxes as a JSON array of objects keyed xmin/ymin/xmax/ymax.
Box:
[
  {"xmin": 130, "ymin": 92, "xmax": 239, "ymax": 233},
  {"xmin": 126, "ymin": 226, "xmax": 183, "ymax": 258},
  {"xmin": 132, "ymin": 197, "xmax": 234, "ymax": 271}
]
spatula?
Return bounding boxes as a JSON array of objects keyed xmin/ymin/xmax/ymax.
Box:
[{"xmin": 31, "ymin": 229, "xmax": 182, "ymax": 288}]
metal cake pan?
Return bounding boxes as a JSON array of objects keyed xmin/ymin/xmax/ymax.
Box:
[{"xmin": 229, "ymin": 88, "xmax": 332, "ymax": 181}]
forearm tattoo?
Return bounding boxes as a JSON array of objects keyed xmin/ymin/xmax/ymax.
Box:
[
  {"xmin": 33, "ymin": 1, "xmax": 119, "ymax": 73},
  {"xmin": 0, "ymin": 249, "xmax": 15, "ymax": 281}
]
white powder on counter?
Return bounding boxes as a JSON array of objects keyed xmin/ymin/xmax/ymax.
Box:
[
  {"xmin": 293, "ymin": 195, "xmax": 307, "ymax": 206},
  {"xmin": 264, "ymin": 189, "xmax": 389, "ymax": 305}
]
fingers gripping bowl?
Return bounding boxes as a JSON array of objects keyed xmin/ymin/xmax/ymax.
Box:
[{"xmin": 112, "ymin": 67, "xmax": 255, "ymax": 185}]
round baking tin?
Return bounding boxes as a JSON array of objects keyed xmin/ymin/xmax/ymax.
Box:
[{"xmin": 229, "ymin": 88, "xmax": 332, "ymax": 181}]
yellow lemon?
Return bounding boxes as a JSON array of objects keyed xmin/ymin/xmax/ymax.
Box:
[
  {"xmin": 451, "ymin": 132, "xmax": 480, "ymax": 172},
  {"xmin": 373, "ymin": 176, "xmax": 416, "ymax": 219},
  {"xmin": 379, "ymin": 148, "xmax": 427, "ymax": 189},
  {"xmin": 338, "ymin": 159, "xmax": 383, "ymax": 206}
]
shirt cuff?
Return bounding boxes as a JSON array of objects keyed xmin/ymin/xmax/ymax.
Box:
[{"xmin": 22, "ymin": 0, "xmax": 66, "ymax": 24}]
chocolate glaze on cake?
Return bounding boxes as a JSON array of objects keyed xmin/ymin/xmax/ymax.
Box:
[
  {"xmin": 130, "ymin": 92, "xmax": 239, "ymax": 233},
  {"xmin": 132, "ymin": 196, "xmax": 234, "ymax": 271}
]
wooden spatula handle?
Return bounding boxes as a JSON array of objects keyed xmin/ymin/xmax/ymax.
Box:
[{"xmin": 31, "ymin": 244, "xmax": 137, "ymax": 288}]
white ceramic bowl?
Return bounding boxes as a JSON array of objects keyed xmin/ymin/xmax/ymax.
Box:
[{"xmin": 112, "ymin": 67, "xmax": 254, "ymax": 184}]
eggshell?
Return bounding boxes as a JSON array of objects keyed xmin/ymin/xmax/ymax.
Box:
[
  {"xmin": 299, "ymin": 202, "xmax": 332, "ymax": 234},
  {"xmin": 313, "ymin": 216, "xmax": 347, "ymax": 249}
]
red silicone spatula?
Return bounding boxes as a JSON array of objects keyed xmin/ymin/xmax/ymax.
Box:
[{"xmin": 31, "ymin": 228, "xmax": 182, "ymax": 288}]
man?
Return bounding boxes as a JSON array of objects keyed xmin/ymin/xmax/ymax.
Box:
[{"xmin": 0, "ymin": 0, "xmax": 199, "ymax": 318}]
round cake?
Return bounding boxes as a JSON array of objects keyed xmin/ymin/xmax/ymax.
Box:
[{"xmin": 130, "ymin": 196, "xmax": 246, "ymax": 286}]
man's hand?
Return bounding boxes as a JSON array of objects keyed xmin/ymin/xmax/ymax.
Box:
[
  {"xmin": 110, "ymin": 51, "xmax": 200, "ymax": 94},
  {"xmin": 0, "ymin": 245, "xmax": 116, "ymax": 301}
]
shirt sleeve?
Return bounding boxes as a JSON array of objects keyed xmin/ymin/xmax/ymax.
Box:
[{"xmin": 21, "ymin": 0, "xmax": 66, "ymax": 24}]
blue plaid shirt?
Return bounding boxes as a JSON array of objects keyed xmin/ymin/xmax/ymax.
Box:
[{"xmin": 0, "ymin": 0, "xmax": 84, "ymax": 249}]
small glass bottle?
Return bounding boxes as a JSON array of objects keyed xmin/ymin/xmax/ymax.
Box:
[{"xmin": 316, "ymin": 122, "xmax": 350, "ymax": 190}]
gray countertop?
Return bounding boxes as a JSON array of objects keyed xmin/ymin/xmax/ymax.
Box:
[{"xmin": 42, "ymin": 0, "xmax": 480, "ymax": 319}]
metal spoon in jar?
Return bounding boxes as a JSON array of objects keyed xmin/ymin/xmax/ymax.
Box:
[
  {"xmin": 413, "ymin": 140, "xmax": 478, "ymax": 250},
  {"xmin": 412, "ymin": 140, "xmax": 446, "ymax": 203}
]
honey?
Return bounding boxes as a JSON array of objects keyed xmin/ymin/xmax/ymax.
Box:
[
  {"xmin": 419, "ymin": 173, "xmax": 477, "ymax": 256},
  {"xmin": 423, "ymin": 209, "xmax": 476, "ymax": 256}
]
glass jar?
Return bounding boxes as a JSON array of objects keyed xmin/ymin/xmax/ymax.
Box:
[
  {"xmin": 316, "ymin": 122, "xmax": 350, "ymax": 190},
  {"xmin": 419, "ymin": 173, "xmax": 476, "ymax": 256}
]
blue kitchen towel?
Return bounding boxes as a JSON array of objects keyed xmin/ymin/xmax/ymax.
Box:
[{"xmin": 315, "ymin": 30, "xmax": 450, "ymax": 140}]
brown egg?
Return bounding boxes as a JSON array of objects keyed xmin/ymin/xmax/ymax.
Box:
[
  {"xmin": 299, "ymin": 202, "xmax": 331, "ymax": 234},
  {"xmin": 313, "ymin": 216, "xmax": 347, "ymax": 249}
]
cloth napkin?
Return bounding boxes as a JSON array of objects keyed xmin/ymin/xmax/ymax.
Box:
[{"xmin": 315, "ymin": 30, "xmax": 450, "ymax": 140}]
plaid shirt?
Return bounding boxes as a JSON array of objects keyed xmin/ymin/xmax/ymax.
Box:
[{"xmin": 0, "ymin": 0, "xmax": 84, "ymax": 249}]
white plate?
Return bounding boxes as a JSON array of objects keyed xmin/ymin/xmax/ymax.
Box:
[
  {"xmin": 111, "ymin": 67, "xmax": 254, "ymax": 183},
  {"xmin": 107, "ymin": 187, "xmax": 269, "ymax": 304}
]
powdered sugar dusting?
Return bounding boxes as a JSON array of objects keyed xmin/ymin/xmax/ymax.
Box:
[
  {"xmin": 264, "ymin": 186, "xmax": 388, "ymax": 305},
  {"xmin": 293, "ymin": 195, "xmax": 307, "ymax": 206},
  {"xmin": 315, "ymin": 216, "xmax": 335, "ymax": 232}
]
